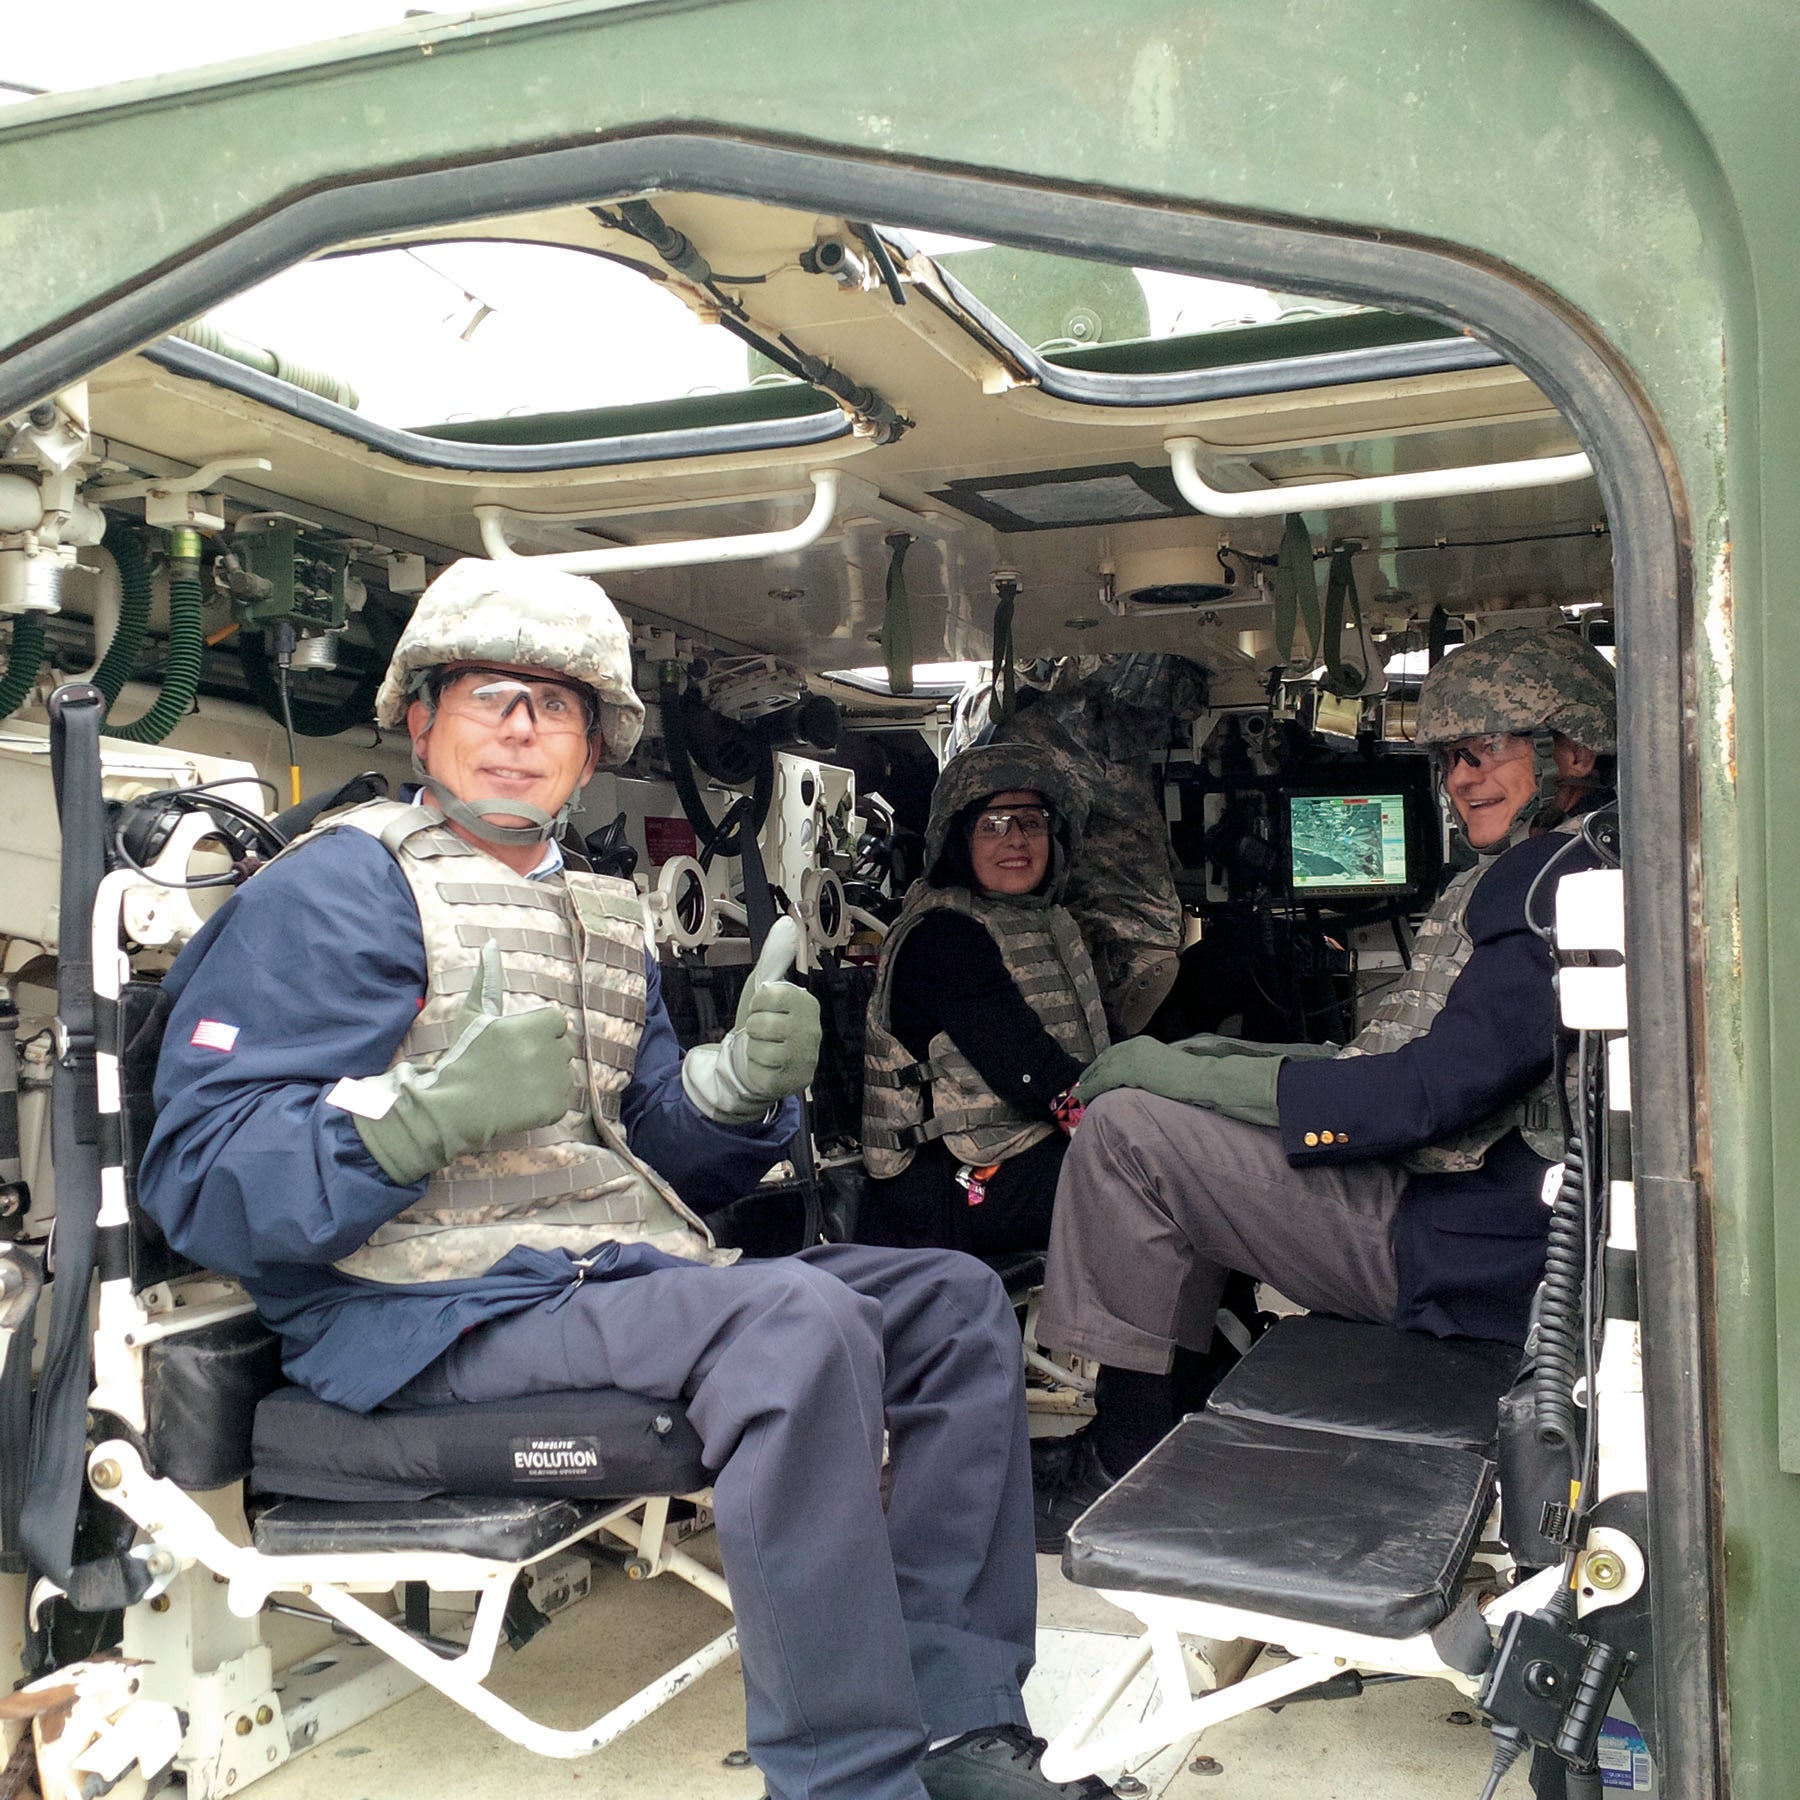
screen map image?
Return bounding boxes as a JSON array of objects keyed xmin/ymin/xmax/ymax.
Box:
[{"xmin": 1289, "ymin": 792, "xmax": 1409, "ymax": 892}]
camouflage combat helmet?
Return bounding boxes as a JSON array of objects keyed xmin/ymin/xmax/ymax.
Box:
[
  {"xmin": 924, "ymin": 740, "xmax": 1088, "ymax": 904},
  {"xmin": 376, "ymin": 558, "xmax": 646, "ymax": 846},
  {"xmin": 1415, "ymin": 626, "xmax": 1616, "ymax": 754},
  {"xmin": 376, "ymin": 558, "xmax": 646, "ymax": 758}
]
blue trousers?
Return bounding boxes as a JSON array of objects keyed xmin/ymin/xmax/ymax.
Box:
[{"xmin": 389, "ymin": 1243, "xmax": 1036, "ymax": 1800}]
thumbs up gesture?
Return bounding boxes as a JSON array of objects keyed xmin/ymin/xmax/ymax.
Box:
[
  {"xmin": 681, "ymin": 917, "xmax": 822, "ymax": 1125},
  {"xmin": 351, "ymin": 940, "xmax": 579, "ymax": 1186}
]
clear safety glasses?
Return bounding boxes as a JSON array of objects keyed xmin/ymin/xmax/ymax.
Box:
[
  {"xmin": 971, "ymin": 807, "xmax": 1052, "ymax": 840},
  {"xmin": 1432, "ymin": 732, "xmax": 1532, "ymax": 776},
  {"xmin": 430, "ymin": 666, "xmax": 597, "ymax": 738}
]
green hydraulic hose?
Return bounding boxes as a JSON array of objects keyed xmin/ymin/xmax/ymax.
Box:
[
  {"xmin": 103, "ymin": 530, "xmax": 204, "ymax": 744},
  {"xmin": 92, "ymin": 521, "xmax": 153, "ymax": 706},
  {"xmin": 0, "ymin": 611, "xmax": 46, "ymax": 721}
]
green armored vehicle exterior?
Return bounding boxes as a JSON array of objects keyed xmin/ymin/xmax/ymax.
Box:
[{"xmin": 0, "ymin": 4, "xmax": 1791, "ymax": 1796}]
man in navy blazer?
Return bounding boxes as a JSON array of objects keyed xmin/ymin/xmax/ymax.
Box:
[{"xmin": 1032, "ymin": 628, "xmax": 1618, "ymax": 1544}]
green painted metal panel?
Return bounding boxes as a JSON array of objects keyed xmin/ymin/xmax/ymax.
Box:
[{"xmin": 3, "ymin": 0, "xmax": 1798, "ymax": 1788}]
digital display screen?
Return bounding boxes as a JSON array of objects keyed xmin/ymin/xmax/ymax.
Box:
[{"xmin": 1287, "ymin": 792, "xmax": 1411, "ymax": 893}]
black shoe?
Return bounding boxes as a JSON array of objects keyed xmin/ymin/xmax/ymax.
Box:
[
  {"xmin": 1028, "ymin": 1425, "xmax": 1090, "ymax": 1486},
  {"xmin": 922, "ymin": 1724, "xmax": 1114, "ymax": 1800},
  {"xmin": 1030, "ymin": 1429, "xmax": 1117, "ymax": 1554}
]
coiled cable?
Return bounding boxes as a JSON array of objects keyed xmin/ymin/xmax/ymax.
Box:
[{"xmin": 1534, "ymin": 1114, "xmax": 1588, "ymax": 1457}]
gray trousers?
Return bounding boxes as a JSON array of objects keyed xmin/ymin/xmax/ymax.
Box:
[
  {"xmin": 1037, "ymin": 1091, "xmax": 1406, "ymax": 1371},
  {"xmin": 390, "ymin": 1242, "xmax": 1034, "ymax": 1800}
]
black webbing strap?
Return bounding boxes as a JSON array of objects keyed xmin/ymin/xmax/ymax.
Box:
[
  {"xmin": 893, "ymin": 1118, "xmax": 947, "ymax": 1153},
  {"xmin": 1320, "ymin": 544, "xmax": 1369, "ymax": 696},
  {"xmin": 659, "ymin": 668, "xmax": 773, "ymax": 861},
  {"xmin": 0, "ymin": 991, "xmax": 24, "ymax": 1235},
  {"xmin": 988, "ymin": 575, "xmax": 1018, "ymax": 725},
  {"xmin": 735, "ymin": 798, "xmax": 779, "ymax": 952},
  {"xmin": 57, "ymin": 1551, "xmax": 154, "ymax": 1616},
  {"xmin": 1272, "ymin": 514, "xmax": 1322, "ymax": 667},
  {"xmin": 20, "ymin": 684, "xmax": 108, "ymax": 1609},
  {"xmin": 883, "ymin": 532, "xmax": 914, "ymax": 698},
  {"xmin": 1428, "ymin": 603, "xmax": 1453, "ymax": 669},
  {"xmin": 0, "ymin": 1245, "xmax": 43, "ymax": 1574}
]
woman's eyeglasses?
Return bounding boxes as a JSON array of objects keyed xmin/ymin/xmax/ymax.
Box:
[{"xmin": 972, "ymin": 808, "xmax": 1051, "ymax": 840}]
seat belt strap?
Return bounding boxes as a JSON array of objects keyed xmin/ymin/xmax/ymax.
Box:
[
  {"xmin": 1273, "ymin": 514, "xmax": 1321, "ymax": 667},
  {"xmin": 1321, "ymin": 544, "xmax": 1369, "ymax": 695},
  {"xmin": 20, "ymin": 684, "xmax": 108, "ymax": 1609},
  {"xmin": 988, "ymin": 574, "xmax": 1018, "ymax": 724},
  {"xmin": 0, "ymin": 1245, "xmax": 43, "ymax": 1574},
  {"xmin": 883, "ymin": 531, "xmax": 914, "ymax": 698}
]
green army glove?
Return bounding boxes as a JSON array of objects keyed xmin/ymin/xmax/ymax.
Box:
[
  {"xmin": 681, "ymin": 917, "xmax": 823, "ymax": 1125},
  {"xmin": 1076, "ymin": 1036, "xmax": 1297, "ymax": 1127},
  {"xmin": 1148, "ymin": 1031, "xmax": 1339, "ymax": 1063},
  {"xmin": 347, "ymin": 940, "xmax": 580, "ymax": 1186}
]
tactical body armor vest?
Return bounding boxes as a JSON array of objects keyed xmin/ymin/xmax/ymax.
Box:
[
  {"xmin": 862, "ymin": 884, "xmax": 1109, "ymax": 1177},
  {"xmin": 316, "ymin": 801, "xmax": 723, "ymax": 1282},
  {"xmin": 1336, "ymin": 817, "xmax": 1581, "ymax": 1172}
]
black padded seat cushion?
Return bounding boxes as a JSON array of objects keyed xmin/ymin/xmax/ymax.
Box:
[
  {"xmin": 253, "ymin": 1384, "xmax": 711, "ymax": 1505},
  {"xmin": 983, "ymin": 1250, "xmax": 1047, "ymax": 1294},
  {"xmin": 144, "ymin": 1312, "xmax": 285, "ymax": 1490},
  {"xmin": 1063, "ymin": 1411, "xmax": 1496, "ymax": 1639},
  {"xmin": 1206, "ymin": 1316, "xmax": 1519, "ymax": 1453},
  {"xmin": 253, "ymin": 1494, "xmax": 610, "ymax": 1561}
]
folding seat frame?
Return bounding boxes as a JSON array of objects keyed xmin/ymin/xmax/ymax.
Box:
[
  {"xmin": 32, "ymin": 842, "xmax": 742, "ymax": 1797},
  {"xmin": 1034, "ymin": 1319, "xmax": 1543, "ymax": 1784},
  {"xmin": 1040, "ymin": 1551, "xmax": 1562, "ymax": 1782},
  {"xmin": 87, "ymin": 1431, "xmax": 737, "ymax": 1764}
]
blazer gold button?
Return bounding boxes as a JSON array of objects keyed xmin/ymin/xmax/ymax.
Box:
[
  {"xmin": 1320, "ymin": 1130, "xmax": 1335, "ymax": 1144},
  {"xmin": 1304, "ymin": 1131, "xmax": 1320, "ymax": 1147}
]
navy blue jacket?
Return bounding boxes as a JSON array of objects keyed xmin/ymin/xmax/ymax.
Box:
[
  {"xmin": 1276, "ymin": 823, "xmax": 1602, "ymax": 1343},
  {"xmin": 139, "ymin": 827, "xmax": 798, "ymax": 1410}
]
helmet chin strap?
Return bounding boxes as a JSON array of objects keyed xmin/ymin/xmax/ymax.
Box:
[
  {"xmin": 410, "ymin": 742, "xmax": 586, "ymax": 848},
  {"xmin": 1514, "ymin": 726, "xmax": 1568, "ymax": 842},
  {"xmin": 1453, "ymin": 727, "xmax": 1566, "ymax": 859}
]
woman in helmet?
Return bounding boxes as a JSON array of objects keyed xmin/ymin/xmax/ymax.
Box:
[{"xmin": 859, "ymin": 742, "xmax": 1110, "ymax": 1254}]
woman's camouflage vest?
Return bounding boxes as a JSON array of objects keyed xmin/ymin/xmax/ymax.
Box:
[
  {"xmin": 319, "ymin": 801, "xmax": 723, "ymax": 1283},
  {"xmin": 1336, "ymin": 817, "xmax": 1581, "ymax": 1172},
  {"xmin": 862, "ymin": 884, "xmax": 1110, "ymax": 1177}
]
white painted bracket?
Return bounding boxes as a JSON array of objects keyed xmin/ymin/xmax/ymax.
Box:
[{"xmin": 98, "ymin": 456, "xmax": 274, "ymax": 532}]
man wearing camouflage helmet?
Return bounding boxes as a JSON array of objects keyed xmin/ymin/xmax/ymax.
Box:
[
  {"xmin": 142, "ymin": 560, "xmax": 1110, "ymax": 1800},
  {"xmin": 1032, "ymin": 627, "xmax": 1617, "ymax": 1544}
]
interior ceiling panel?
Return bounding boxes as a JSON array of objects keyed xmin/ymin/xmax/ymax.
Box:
[{"xmin": 80, "ymin": 186, "xmax": 1612, "ymax": 682}]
